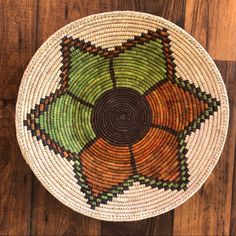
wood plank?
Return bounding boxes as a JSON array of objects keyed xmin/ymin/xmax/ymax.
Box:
[
  {"xmin": 231, "ymin": 151, "xmax": 236, "ymax": 235},
  {"xmin": 0, "ymin": 0, "xmax": 37, "ymax": 100},
  {"xmin": 132, "ymin": 0, "xmax": 186, "ymax": 25},
  {"xmin": 185, "ymin": 0, "xmax": 236, "ymax": 61},
  {"xmin": 108, "ymin": 0, "xmax": 185, "ymax": 26},
  {"xmin": 0, "ymin": 100, "xmax": 32, "ymax": 235},
  {"xmin": 224, "ymin": 62, "xmax": 236, "ymax": 236},
  {"xmin": 31, "ymin": 179, "xmax": 101, "ymax": 236},
  {"xmin": 1, "ymin": 0, "xmax": 235, "ymax": 235},
  {"xmin": 173, "ymin": 61, "xmax": 236, "ymax": 236},
  {"xmin": 36, "ymin": 0, "xmax": 114, "ymax": 47},
  {"xmin": 31, "ymin": 1, "xmax": 105, "ymax": 235},
  {"xmin": 101, "ymin": 213, "xmax": 173, "ymax": 236},
  {"xmin": 0, "ymin": 0, "xmax": 36, "ymax": 234}
]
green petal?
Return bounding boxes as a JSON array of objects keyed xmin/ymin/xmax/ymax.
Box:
[
  {"xmin": 68, "ymin": 47, "xmax": 113, "ymax": 104},
  {"xmin": 113, "ymin": 40, "xmax": 166, "ymax": 94},
  {"xmin": 38, "ymin": 94, "xmax": 96, "ymax": 154}
]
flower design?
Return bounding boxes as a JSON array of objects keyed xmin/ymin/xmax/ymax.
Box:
[{"xmin": 24, "ymin": 28, "xmax": 220, "ymax": 208}]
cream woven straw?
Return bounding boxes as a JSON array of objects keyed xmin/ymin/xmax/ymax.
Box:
[{"xmin": 16, "ymin": 11, "xmax": 229, "ymax": 221}]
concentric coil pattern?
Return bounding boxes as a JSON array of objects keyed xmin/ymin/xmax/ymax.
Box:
[
  {"xmin": 92, "ymin": 88, "xmax": 152, "ymax": 146},
  {"xmin": 16, "ymin": 12, "xmax": 229, "ymax": 221}
]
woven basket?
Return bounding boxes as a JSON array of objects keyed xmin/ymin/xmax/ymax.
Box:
[{"xmin": 16, "ymin": 11, "xmax": 229, "ymax": 221}]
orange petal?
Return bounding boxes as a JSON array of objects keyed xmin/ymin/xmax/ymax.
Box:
[
  {"xmin": 146, "ymin": 80, "xmax": 208, "ymax": 131},
  {"xmin": 80, "ymin": 138, "xmax": 132, "ymax": 196},
  {"xmin": 133, "ymin": 127, "xmax": 180, "ymax": 183}
]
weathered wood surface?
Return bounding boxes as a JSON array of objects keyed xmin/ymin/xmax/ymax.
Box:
[
  {"xmin": 0, "ymin": 0, "xmax": 235, "ymax": 235},
  {"xmin": 173, "ymin": 61, "xmax": 236, "ymax": 236},
  {"xmin": 185, "ymin": 0, "xmax": 236, "ymax": 61}
]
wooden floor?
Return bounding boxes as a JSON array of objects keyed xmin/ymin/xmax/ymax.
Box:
[{"xmin": 0, "ymin": 0, "xmax": 235, "ymax": 235}]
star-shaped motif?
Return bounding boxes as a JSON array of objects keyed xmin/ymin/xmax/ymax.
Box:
[{"xmin": 24, "ymin": 28, "xmax": 220, "ymax": 208}]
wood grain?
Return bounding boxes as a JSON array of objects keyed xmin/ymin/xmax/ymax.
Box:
[
  {"xmin": 37, "ymin": 0, "xmax": 113, "ymax": 47},
  {"xmin": 231, "ymin": 150, "xmax": 236, "ymax": 236},
  {"xmin": 185, "ymin": 0, "xmax": 236, "ymax": 61},
  {"xmin": 30, "ymin": 1, "xmax": 103, "ymax": 235},
  {"xmin": 31, "ymin": 178, "xmax": 101, "ymax": 236},
  {"xmin": 101, "ymin": 213, "xmax": 173, "ymax": 236},
  {"xmin": 0, "ymin": 0, "xmax": 37, "ymax": 100},
  {"xmin": 220, "ymin": 62, "xmax": 236, "ymax": 236},
  {"xmin": 0, "ymin": 0, "xmax": 235, "ymax": 235},
  {"xmin": 173, "ymin": 61, "xmax": 236, "ymax": 236},
  {"xmin": 0, "ymin": 100, "xmax": 32, "ymax": 235}
]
